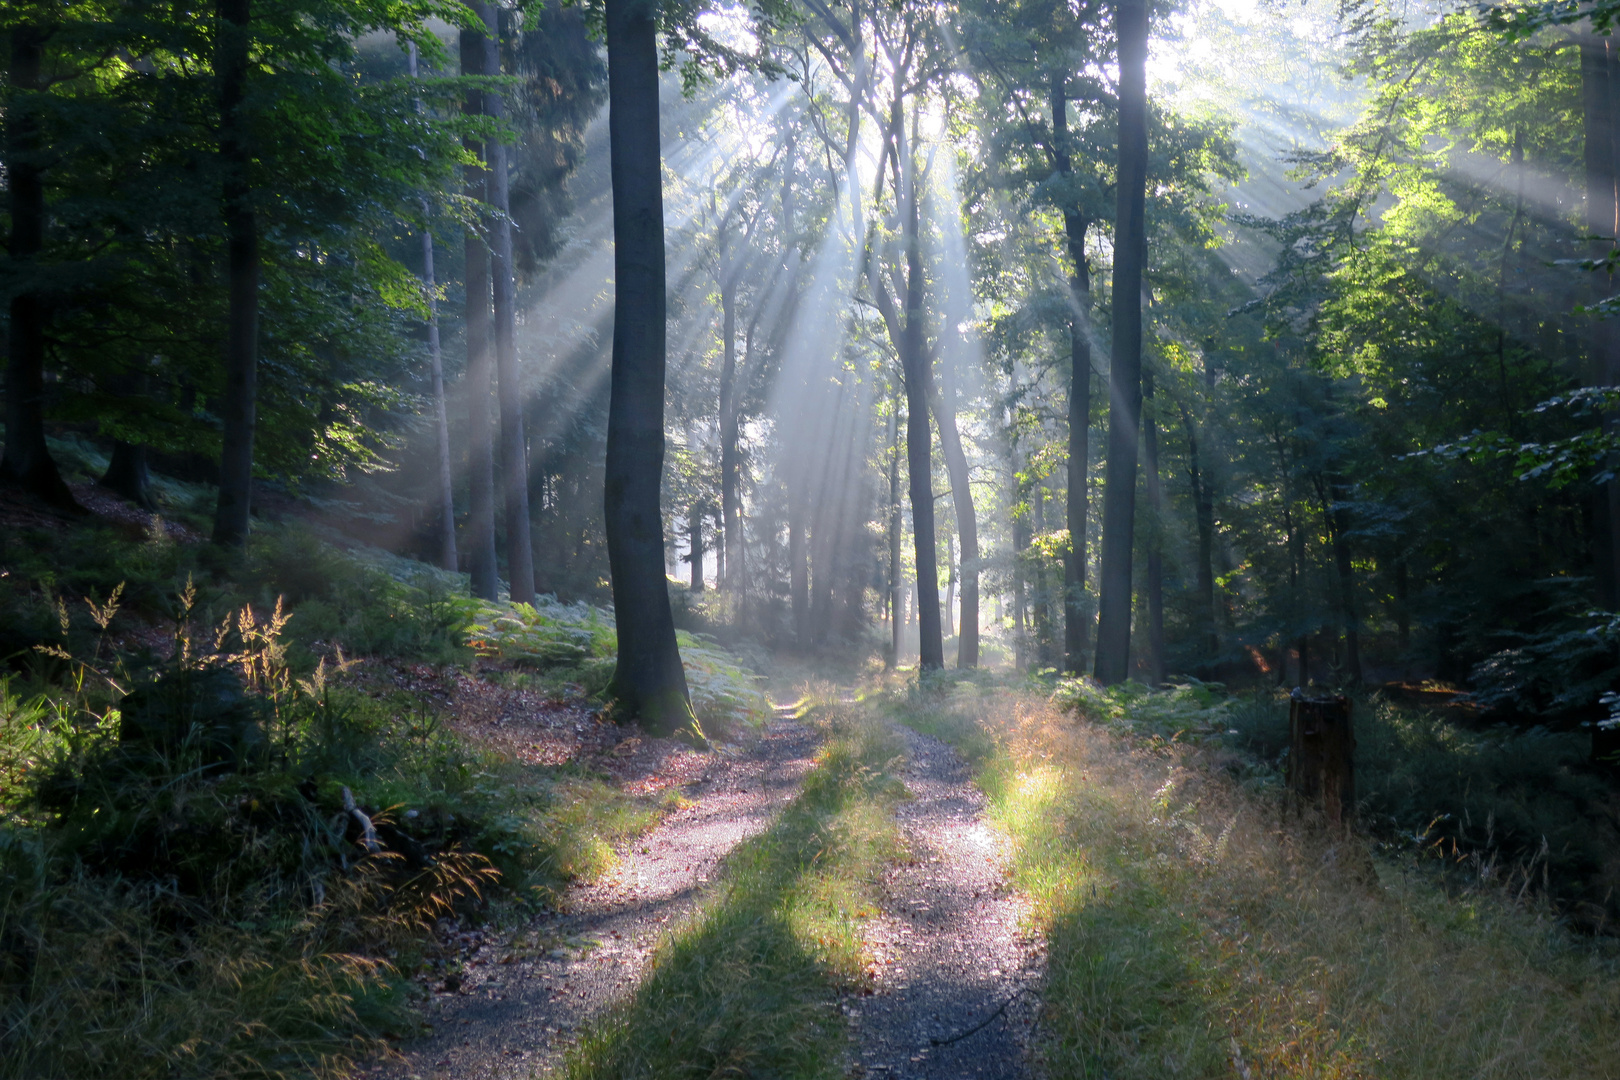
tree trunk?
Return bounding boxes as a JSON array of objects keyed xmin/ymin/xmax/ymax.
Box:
[
  {"xmin": 1584, "ymin": 36, "xmax": 1620, "ymax": 607},
  {"xmin": 718, "ymin": 277, "xmax": 741, "ymax": 592},
  {"xmin": 1326, "ymin": 476, "xmax": 1363, "ymax": 684},
  {"xmin": 931, "ymin": 378, "xmax": 978, "ymax": 667},
  {"xmin": 603, "ymin": 0, "xmax": 694, "ymax": 733},
  {"xmin": 1094, "ymin": 0, "xmax": 1149, "ymax": 685},
  {"xmin": 211, "ymin": 0, "xmax": 260, "ymax": 546},
  {"xmin": 944, "ymin": 527, "xmax": 956, "ymax": 639},
  {"xmin": 888, "ymin": 394, "xmax": 902, "ymax": 666},
  {"xmin": 689, "ymin": 505, "xmax": 705, "ymax": 592},
  {"xmin": 1054, "ymin": 74, "xmax": 1092, "ymax": 675},
  {"xmin": 1143, "ymin": 372, "xmax": 1165, "ymax": 685},
  {"xmin": 479, "ymin": 4, "xmax": 536, "ymax": 606},
  {"xmin": 2, "ymin": 25, "xmax": 75, "ymax": 509},
  {"xmin": 461, "ymin": 27, "xmax": 499, "ymax": 601},
  {"xmin": 790, "ymin": 503, "xmax": 809, "ymax": 647},
  {"xmin": 1184, "ymin": 405, "xmax": 1218, "ymax": 663},
  {"xmin": 408, "ymin": 42, "xmax": 458, "ymax": 574},
  {"xmin": 101, "ymin": 441, "xmax": 154, "ymax": 509},
  {"xmin": 1287, "ymin": 690, "xmax": 1355, "ymax": 828},
  {"xmin": 900, "ymin": 146, "xmax": 944, "ymax": 672}
]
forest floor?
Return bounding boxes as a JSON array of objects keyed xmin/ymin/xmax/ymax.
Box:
[{"xmin": 364, "ymin": 695, "xmax": 1044, "ymax": 1080}]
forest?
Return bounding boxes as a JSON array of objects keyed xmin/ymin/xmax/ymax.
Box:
[{"xmin": 4, "ymin": 0, "xmax": 1620, "ymax": 1076}]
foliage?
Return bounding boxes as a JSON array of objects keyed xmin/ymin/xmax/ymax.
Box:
[{"xmin": 1050, "ymin": 676, "xmax": 1620, "ymax": 917}]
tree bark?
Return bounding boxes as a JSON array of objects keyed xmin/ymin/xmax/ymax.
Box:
[
  {"xmin": 211, "ymin": 0, "xmax": 260, "ymax": 546},
  {"xmin": 462, "ymin": 26, "xmax": 499, "ymax": 601},
  {"xmin": 790, "ymin": 502, "xmax": 809, "ymax": 646},
  {"xmin": 479, "ymin": 4, "xmax": 536, "ymax": 606},
  {"xmin": 1142, "ymin": 372, "xmax": 1165, "ymax": 685},
  {"xmin": 1094, "ymin": 0, "xmax": 1149, "ymax": 685},
  {"xmin": 689, "ymin": 504, "xmax": 705, "ymax": 592},
  {"xmin": 1183, "ymin": 404, "xmax": 1218, "ymax": 663},
  {"xmin": 100, "ymin": 441, "xmax": 154, "ymax": 509},
  {"xmin": 888, "ymin": 393, "xmax": 902, "ymax": 666},
  {"xmin": 1583, "ymin": 36, "xmax": 1620, "ymax": 607},
  {"xmin": 1054, "ymin": 74, "xmax": 1092, "ymax": 675},
  {"xmin": 1325, "ymin": 476, "xmax": 1363, "ymax": 684},
  {"xmin": 1287, "ymin": 690, "xmax": 1355, "ymax": 828},
  {"xmin": 899, "ymin": 142, "xmax": 944, "ymax": 672},
  {"xmin": 930, "ymin": 377, "xmax": 978, "ymax": 667},
  {"xmin": 718, "ymin": 275, "xmax": 741, "ymax": 591},
  {"xmin": 603, "ymin": 0, "xmax": 694, "ymax": 733},
  {"xmin": 2, "ymin": 25, "xmax": 75, "ymax": 509},
  {"xmin": 408, "ymin": 42, "xmax": 458, "ymax": 574}
]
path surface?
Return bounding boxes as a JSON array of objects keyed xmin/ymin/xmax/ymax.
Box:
[
  {"xmin": 371, "ymin": 718, "xmax": 820, "ymax": 1080},
  {"xmin": 843, "ymin": 723, "xmax": 1042, "ymax": 1079}
]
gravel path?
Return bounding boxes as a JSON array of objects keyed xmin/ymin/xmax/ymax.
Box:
[
  {"xmin": 371, "ymin": 718, "xmax": 820, "ymax": 1080},
  {"xmin": 843, "ymin": 723, "xmax": 1043, "ymax": 1080}
]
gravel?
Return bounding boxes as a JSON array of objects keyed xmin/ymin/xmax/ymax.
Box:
[
  {"xmin": 368, "ymin": 718, "xmax": 821, "ymax": 1080},
  {"xmin": 842, "ymin": 723, "xmax": 1043, "ymax": 1080}
]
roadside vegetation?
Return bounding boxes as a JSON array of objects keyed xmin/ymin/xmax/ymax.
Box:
[
  {"xmin": 0, "ymin": 449, "xmax": 768, "ymax": 1079},
  {"xmin": 561, "ymin": 698, "xmax": 904, "ymax": 1080},
  {"xmin": 888, "ymin": 675, "xmax": 1620, "ymax": 1079}
]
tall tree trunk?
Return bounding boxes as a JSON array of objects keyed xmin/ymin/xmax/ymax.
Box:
[
  {"xmin": 790, "ymin": 503, "xmax": 809, "ymax": 647},
  {"xmin": 409, "ymin": 42, "xmax": 458, "ymax": 574},
  {"xmin": 1142, "ymin": 372, "xmax": 1165, "ymax": 685},
  {"xmin": 899, "ymin": 144, "xmax": 944, "ymax": 672},
  {"xmin": 1031, "ymin": 484, "xmax": 1054, "ymax": 665},
  {"xmin": 1094, "ymin": 0, "xmax": 1149, "ymax": 685},
  {"xmin": 479, "ymin": 4, "xmax": 536, "ymax": 605},
  {"xmin": 2, "ymin": 25, "xmax": 74, "ymax": 509},
  {"xmin": 1054, "ymin": 73, "xmax": 1092, "ymax": 674},
  {"xmin": 944, "ymin": 527, "xmax": 956, "ymax": 640},
  {"xmin": 689, "ymin": 504, "xmax": 705, "ymax": 592},
  {"xmin": 603, "ymin": 0, "xmax": 693, "ymax": 733},
  {"xmin": 1326, "ymin": 476, "xmax": 1362, "ymax": 684},
  {"xmin": 888, "ymin": 395, "xmax": 902, "ymax": 666},
  {"xmin": 718, "ymin": 276, "xmax": 741, "ymax": 592},
  {"xmin": 1183, "ymin": 405, "xmax": 1218, "ymax": 663},
  {"xmin": 1584, "ymin": 36, "xmax": 1620, "ymax": 608},
  {"xmin": 461, "ymin": 27, "xmax": 499, "ymax": 600},
  {"xmin": 211, "ymin": 0, "xmax": 259, "ymax": 546},
  {"xmin": 931, "ymin": 379, "xmax": 978, "ymax": 667}
]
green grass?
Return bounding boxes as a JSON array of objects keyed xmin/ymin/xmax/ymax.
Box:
[
  {"xmin": 559, "ymin": 704, "xmax": 904, "ymax": 1080},
  {"xmin": 887, "ymin": 678, "xmax": 1620, "ymax": 1080}
]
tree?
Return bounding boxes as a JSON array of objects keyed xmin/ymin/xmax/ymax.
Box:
[
  {"xmin": 1093, "ymin": 0, "xmax": 1148, "ymax": 684},
  {"xmin": 602, "ymin": 0, "xmax": 695, "ymax": 732},
  {"xmin": 463, "ymin": 20, "xmax": 501, "ymax": 600},
  {"xmin": 477, "ymin": 0, "xmax": 536, "ymax": 605}
]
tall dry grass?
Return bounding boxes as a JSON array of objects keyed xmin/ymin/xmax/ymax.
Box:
[{"xmin": 892, "ymin": 684, "xmax": 1620, "ymax": 1080}]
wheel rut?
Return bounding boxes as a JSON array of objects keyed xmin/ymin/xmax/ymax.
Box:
[
  {"xmin": 370, "ymin": 717, "xmax": 820, "ymax": 1080},
  {"xmin": 843, "ymin": 722, "xmax": 1042, "ymax": 1079}
]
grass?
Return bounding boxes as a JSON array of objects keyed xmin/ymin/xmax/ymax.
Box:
[
  {"xmin": 559, "ymin": 701, "xmax": 905, "ymax": 1080},
  {"xmin": 887, "ymin": 678, "xmax": 1620, "ymax": 1080},
  {"xmin": 0, "ymin": 504, "xmax": 724, "ymax": 1077}
]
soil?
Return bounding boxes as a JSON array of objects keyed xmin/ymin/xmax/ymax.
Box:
[
  {"xmin": 367, "ymin": 716, "xmax": 822, "ymax": 1080},
  {"xmin": 841, "ymin": 723, "xmax": 1041, "ymax": 1079}
]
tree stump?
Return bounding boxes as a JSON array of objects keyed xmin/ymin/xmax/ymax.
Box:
[{"xmin": 1287, "ymin": 689, "xmax": 1355, "ymax": 828}]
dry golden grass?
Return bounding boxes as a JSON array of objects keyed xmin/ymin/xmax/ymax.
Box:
[{"xmin": 892, "ymin": 685, "xmax": 1620, "ymax": 1080}]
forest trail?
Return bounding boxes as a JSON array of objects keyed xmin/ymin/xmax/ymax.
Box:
[
  {"xmin": 841, "ymin": 723, "xmax": 1041, "ymax": 1079},
  {"xmin": 369, "ymin": 698, "xmax": 1042, "ymax": 1079},
  {"xmin": 373, "ymin": 717, "xmax": 821, "ymax": 1080}
]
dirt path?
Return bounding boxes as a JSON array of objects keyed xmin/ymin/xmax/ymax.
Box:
[
  {"xmin": 843, "ymin": 723, "xmax": 1042, "ymax": 1079},
  {"xmin": 371, "ymin": 717, "xmax": 820, "ymax": 1080}
]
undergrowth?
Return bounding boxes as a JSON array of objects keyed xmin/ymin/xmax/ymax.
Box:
[
  {"xmin": 890, "ymin": 679, "xmax": 1620, "ymax": 1080},
  {"xmin": 560, "ymin": 702, "xmax": 904, "ymax": 1079},
  {"xmin": 1050, "ymin": 677, "xmax": 1619, "ymax": 919}
]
